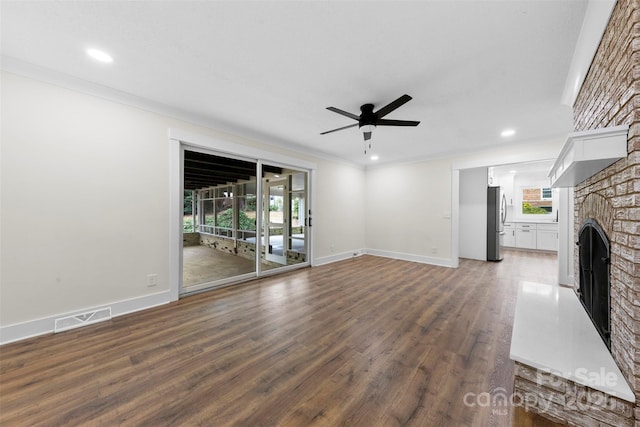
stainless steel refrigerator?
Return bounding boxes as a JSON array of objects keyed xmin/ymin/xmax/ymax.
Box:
[{"xmin": 487, "ymin": 186, "xmax": 506, "ymax": 261}]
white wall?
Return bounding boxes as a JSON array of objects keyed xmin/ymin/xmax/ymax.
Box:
[
  {"xmin": 0, "ymin": 71, "xmax": 366, "ymax": 335},
  {"xmin": 459, "ymin": 167, "xmax": 488, "ymax": 260},
  {"xmin": 364, "ymin": 159, "xmax": 453, "ymax": 265},
  {"xmin": 1, "ymin": 72, "xmax": 172, "ymax": 326},
  {"xmin": 314, "ymin": 159, "xmax": 366, "ymax": 261}
]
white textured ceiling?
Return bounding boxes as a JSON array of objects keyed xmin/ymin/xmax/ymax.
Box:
[{"xmin": 1, "ymin": 1, "xmax": 592, "ymax": 166}]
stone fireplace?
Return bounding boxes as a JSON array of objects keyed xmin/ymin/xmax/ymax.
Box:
[
  {"xmin": 572, "ymin": 0, "xmax": 640, "ymax": 423},
  {"xmin": 511, "ymin": 129, "xmax": 636, "ymax": 425},
  {"xmin": 512, "ymin": 0, "xmax": 640, "ymax": 425},
  {"xmin": 570, "ymin": 167, "xmax": 640, "ymax": 421}
]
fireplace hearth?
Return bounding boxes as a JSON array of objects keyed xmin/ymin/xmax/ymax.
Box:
[{"xmin": 577, "ymin": 218, "xmax": 610, "ymax": 350}]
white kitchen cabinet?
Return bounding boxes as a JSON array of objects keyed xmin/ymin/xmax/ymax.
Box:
[
  {"xmin": 503, "ymin": 223, "xmax": 516, "ymax": 247},
  {"xmin": 516, "ymin": 223, "xmax": 537, "ymax": 249},
  {"xmin": 537, "ymin": 223, "xmax": 558, "ymax": 251},
  {"xmin": 505, "ymin": 222, "xmax": 558, "ymax": 251}
]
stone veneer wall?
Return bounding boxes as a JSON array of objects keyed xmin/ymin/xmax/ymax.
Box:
[
  {"xmin": 514, "ymin": 362, "xmax": 634, "ymax": 426},
  {"xmin": 199, "ymin": 233, "xmax": 306, "ymax": 265},
  {"xmin": 183, "ymin": 232, "xmax": 201, "ymax": 247},
  {"xmin": 200, "ymin": 234, "xmax": 257, "ymax": 261},
  {"xmin": 572, "ymin": 0, "xmax": 640, "ymax": 423}
]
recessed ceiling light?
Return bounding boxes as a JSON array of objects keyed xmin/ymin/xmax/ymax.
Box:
[
  {"xmin": 370, "ymin": 155, "xmax": 379, "ymax": 161},
  {"xmin": 509, "ymin": 170, "xmax": 517, "ymax": 174},
  {"xmin": 501, "ymin": 129, "xmax": 516, "ymax": 137},
  {"xmin": 87, "ymin": 48, "xmax": 113, "ymax": 63}
]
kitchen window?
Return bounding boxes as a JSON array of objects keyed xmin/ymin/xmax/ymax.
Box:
[{"xmin": 521, "ymin": 187, "xmax": 554, "ymax": 215}]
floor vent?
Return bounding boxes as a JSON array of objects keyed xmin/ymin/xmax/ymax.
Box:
[{"xmin": 54, "ymin": 307, "xmax": 112, "ymax": 333}]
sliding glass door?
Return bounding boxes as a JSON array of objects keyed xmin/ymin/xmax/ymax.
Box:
[
  {"xmin": 260, "ymin": 165, "xmax": 308, "ymax": 273},
  {"xmin": 181, "ymin": 150, "xmax": 258, "ymax": 293},
  {"xmin": 180, "ymin": 150, "xmax": 310, "ymax": 295}
]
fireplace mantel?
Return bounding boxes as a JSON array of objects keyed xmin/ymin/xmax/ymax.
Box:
[{"xmin": 548, "ymin": 125, "xmax": 629, "ymax": 188}]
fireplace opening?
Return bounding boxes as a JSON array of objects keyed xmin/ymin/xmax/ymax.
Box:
[{"xmin": 577, "ymin": 219, "xmax": 611, "ymax": 349}]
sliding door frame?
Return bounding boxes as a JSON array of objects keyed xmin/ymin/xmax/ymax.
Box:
[
  {"xmin": 256, "ymin": 159, "xmax": 311, "ymax": 278},
  {"xmin": 169, "ymin": 129, "xmax": 316, "ymax": 301}
]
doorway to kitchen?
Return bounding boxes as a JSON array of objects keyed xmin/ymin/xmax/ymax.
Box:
[
  {"xmin": 458, "ymin": 160, "xmax": 562, "ymax": 263},
  {"xmin": 487, "ymin": 160, "xmax": 559, "ymax": 259},
  {"xmin": 453, "ymin": 151, "xmax": 573, "ymax": 285}
]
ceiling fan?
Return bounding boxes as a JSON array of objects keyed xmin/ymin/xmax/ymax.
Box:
[{"xmin": 321, "ymin": 94, "xmax": 420, "ymax": 153}]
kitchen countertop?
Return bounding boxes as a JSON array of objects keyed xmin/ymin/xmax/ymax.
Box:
[{"xmin": 510, "ymin": 281, "xmax": 634, "ymax": 402}]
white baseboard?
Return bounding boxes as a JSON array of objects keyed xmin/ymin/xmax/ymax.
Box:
[
  {"xmin": 365, "ymin": 248, "xmax": 456, "ymax": 268},
  {"xmin": 313, "ymin": 249, "xmax": 365, "ymax": 266},
  {"xmin": 314, "ymin": 248, "xmax": 456, "ymax": 268},
  {"xmin": 0, "ymin": 290, "xmax": 172, "ymax": 345}
]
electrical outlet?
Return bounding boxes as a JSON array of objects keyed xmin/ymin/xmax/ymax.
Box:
[
  {"xmin": 431, "ymin": 247, "xmax": 438, "ymax": 255},
  {"xmin": 147, "ymin": 274, "xmax": 158, "ymax": 287}
]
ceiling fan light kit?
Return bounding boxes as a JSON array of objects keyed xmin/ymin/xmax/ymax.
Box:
[
  {"xmin": 321, "ymin": 94, "xmax": 420, "ymax": 154},
  {"xmin": 360, "ymin": 124, "xmax": 376, "ymax": 133}
]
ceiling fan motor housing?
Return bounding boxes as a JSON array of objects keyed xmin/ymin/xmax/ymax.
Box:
[{"xmin": 359, "ymin": 103, "xmax": 376, "ymax": 128}]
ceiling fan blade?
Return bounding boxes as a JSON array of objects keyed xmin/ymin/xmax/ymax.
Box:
[
  {"xmin": 374, "ymin": 94, "xmax": 413, "ymax": 119},
  {"xmin": 376, "ymin": 119, "xmax": 420, "ymax": 127},
  {"xmin": 326, "ymin": 107, "xmax": 360, "ymax": 121},
  {"xmin": 363, "ymin": 131, "xmax": 372, "ymax": 141},
  {"xmin": 320, "ymin": 123, "xmax": 358, "ymax": 135}
]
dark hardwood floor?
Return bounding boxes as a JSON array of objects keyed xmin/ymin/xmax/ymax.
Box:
[{"xmin": 0, "ymin": 250, "xmax": 559, "ymax": 426}]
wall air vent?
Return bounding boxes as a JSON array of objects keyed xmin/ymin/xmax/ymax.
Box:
[
  {"xmin": 549, "ymin": 125, "xmax": 628, "ymax": 188},
  {"xmin": 54, "ymin": 307, "xmax": 112, "ymax": 333}
]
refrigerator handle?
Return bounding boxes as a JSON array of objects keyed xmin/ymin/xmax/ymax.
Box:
[{"xmin": 500, "ymin": 193, "xmax": 507, "ymax": 225}]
